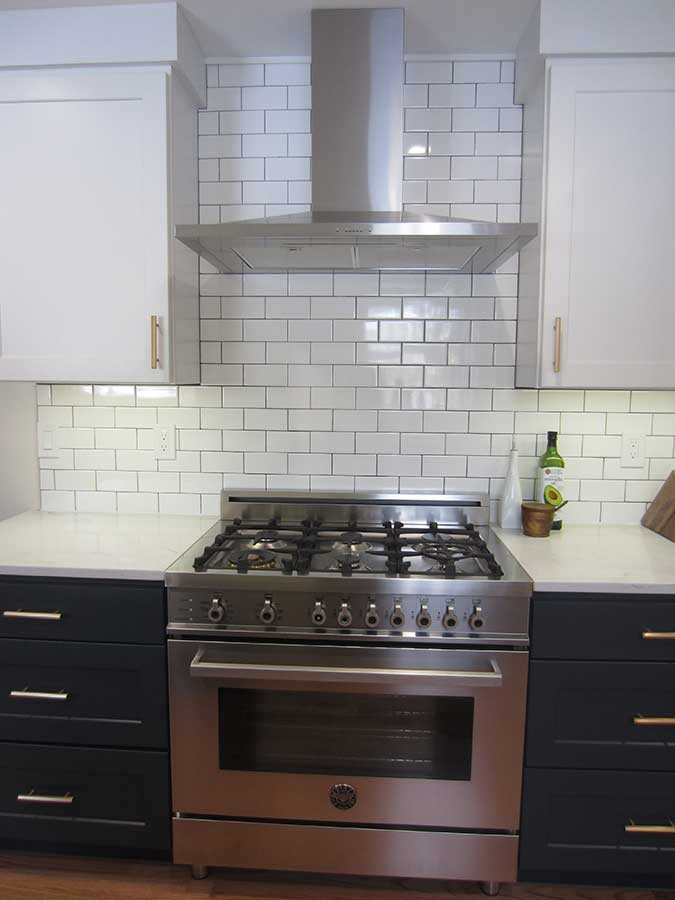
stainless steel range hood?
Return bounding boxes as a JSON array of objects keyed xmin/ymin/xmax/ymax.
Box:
[{"xmin": 175, "ymin": 8, "xmax": 536, "ymax": 274}]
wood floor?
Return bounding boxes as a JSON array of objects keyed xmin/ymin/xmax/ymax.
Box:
[{"xmin": 0, "ymin": 853, "xmax": 671, "ymax": 900}]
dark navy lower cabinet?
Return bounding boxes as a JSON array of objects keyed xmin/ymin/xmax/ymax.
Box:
[
  {"xmin": 520, "ymin": 592, "xmax": 675, "ymax": 888},
  {"xmin": 0, "ymin": 743, "xmax": 170, "ymax": 853},
  {"xmin": 0, "ymin": 576, "xmax": 170, "ymax": 858}
]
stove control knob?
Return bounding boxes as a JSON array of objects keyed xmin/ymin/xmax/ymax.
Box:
[
  {"xmin": 364, "ymin": 602, "xmax": 380, "ymax": 629},
  {"xmin": 207, "ymin": 598, "xmax": 225, "ymax": 623},
  {"xmin": 259, "ymin": 599, "xmax": 277, "ymax": 626},
  {"xmin": 416, "ymin": 603, "xmax": 432, "ymax": 630},
  {"xmin": 311, "ymin": 601, "xmax": 327, "ymax": 627},
  {"xmin": 390, "ymin": 602, "xmax": 405, "ymax": 630},
  {"xmin": 442, "ymin": 605, "xmax": 458, "ymax": 630},
  {"xmin": 469, "ymin": 604, "xmax": 485, "ymax": 630},
  {"xmin": 337, "ymin": 602, "xmax": 353, "ymax": 628}
]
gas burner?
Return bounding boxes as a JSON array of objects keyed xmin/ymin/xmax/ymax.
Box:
[
  {"xmin": 419, "ymin": 531, "xmax": 471, "ymax": 545},
  {"xmin": 338, "ymin": 531, "xmax": 364, "ymax": 545},
  {"xmin": 337, "ymin": 553, "xmax": 361, "ymax": 569},
  {"xmin": 227, "ymin": 549, "xmax": 276, "ymax": 570},
  {"xmin": 252, "ymin": 530, "xmax": 281, "ymax": 544}
]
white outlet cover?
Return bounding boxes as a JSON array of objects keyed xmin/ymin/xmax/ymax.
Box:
[
  {"xmin": 154, "ymin": 424, "xmax": 176, "ymax": 460},
  {"xmin": 620, "ymin": 433, "xmax": 646, "ymax": 468}
]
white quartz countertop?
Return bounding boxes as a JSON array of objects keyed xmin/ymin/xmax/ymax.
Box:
[
  {"xmin": 0, "ymin": 511, "xmax": 218, "ymax": 581},
  {"xmin": 494, "ymin": 525, "xmax": 675, "ymax": 594}
]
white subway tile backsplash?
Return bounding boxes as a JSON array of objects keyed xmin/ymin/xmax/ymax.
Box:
[
  {"xmin": 404, "ymin": 157, "xmax": 450, "ymax": 181},
  {"xmin": 288, "ymin": 85, "xmax": 311, "ymax": 109},
  {"xmin": 265, "ymin": 63, "xmax": 310, "ymax": 85},
  {"xmin": 402, "ymin": 389, "xmax": 447, "ymax": 410},
  {"xmin": 219, "ymin": 64, "xmax": 264, "ymax": 86},
  {"xmin": 428, "ymin": 132, "xmax": 475, "ymax": 156},
  {"xmin": 334, "ymin": 274, "xmax": 379, "ymax": 296},
  {"xmin": 406, "ymin": 108, "xmax": 452, "ymax": 132},
  {"xmin": 37, "ymin": 59, "xmax": 675, "ymax": 523},
  {"xmin": 500, "ymin": 108, "xmax": 522, "ymax": 131},
  {"xmin": 452, "ymin": 108, "xmax": 499, "ymax": 132},
  {"xmin": 453, "ymin": 61, "xmax": 501, "ymax": 83},
  {"xmin": 310, "ymin": 297, "xmax": 355, "ymax": 319},
  {"xmin": 404, "ymin": 84, "xmax": 429, "ymax": 107},
  {"xmin": 406, "ymin": 62, "xmax": 452, "ymax": 84},
  {"xmin": 198, "ymin": 134, "xmax": 242, "ymax": 158},
  {"xmin": 219, "ymin": 110, "xmax": 264, "ymax": 134},
  {"xmin": 265, "ymin": 109, "xmax": 310, "ymax": 133}
]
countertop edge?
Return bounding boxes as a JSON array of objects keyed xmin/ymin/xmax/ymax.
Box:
[{"xmin": 0, "ymin": 564, "xmax": 166, "ymax": 582}]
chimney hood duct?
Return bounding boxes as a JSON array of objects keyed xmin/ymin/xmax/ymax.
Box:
[{"xmin": 175, "ymin": 8, "xmax": 537, "ymax": 274}]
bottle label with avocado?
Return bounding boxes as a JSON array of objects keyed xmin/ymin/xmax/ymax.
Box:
[
  {"xmin": 537, "ymin": 430, "xmax": 565, "ymax": 529},
  {"xmin": 537, "ymin": 467, "xmax": 564, "ymax": 524}
]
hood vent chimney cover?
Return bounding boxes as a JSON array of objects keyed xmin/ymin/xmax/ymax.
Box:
[{"xmin": 175, "ymin": 8, "xmax": 537, "ymax": 273}]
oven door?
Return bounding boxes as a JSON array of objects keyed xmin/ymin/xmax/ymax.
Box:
[{"xmin": 168, "ymin": 639, "xmax": 528, "ymax": 830}]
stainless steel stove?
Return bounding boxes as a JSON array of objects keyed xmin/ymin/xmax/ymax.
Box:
[{"xmin": 166, "ymin": 492, "xmax": 532, "ymax": 890}]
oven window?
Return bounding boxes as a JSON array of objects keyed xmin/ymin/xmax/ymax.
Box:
[{"xmin": 218, "ymin": 689, "xmax": 473, "ymax": 780}]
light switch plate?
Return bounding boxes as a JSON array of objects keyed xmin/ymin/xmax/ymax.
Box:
[
  {"xmin": 621, "ymin": 433, "xmax": 645, "ymax": 468},
  {"xmin": 37, "ymin": 425, "xmax": 60, "ymax": 459}
]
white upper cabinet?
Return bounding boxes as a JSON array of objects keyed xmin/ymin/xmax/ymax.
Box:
[
  {"xmin": 0, "ymin": 18, "xmax": 201, "ymax": 384},
  {"xmin": 516, "ymin": 55, "xmax": 675, "ymax": 389}
]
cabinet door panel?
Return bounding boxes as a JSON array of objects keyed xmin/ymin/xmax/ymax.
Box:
[
  {"xmin": 520, "ymin": 769, "xmax": 675, "ymax": 882},
  {"xmin": 0, "ymin": 576, "xmax": 165, "ymax": 644},
  {"xmin": 0, "ymin": 68, "xmax": 170, "ymax": 383},
  {"xmin": 531, "ymin": 595, "xmax": 675, "ymax": 662},
  {"xmin": 527, "ymin": 660, "xmax": 675, "ymax": 770},
  {"xmin": 542, "ymin": 59, "xmax": 675, "ymax": 388},
  {"xmin": 0, "ymin": 640, "xmax": 167, "ymax": 749},
  {"xmin": 0, "ymin": 743, "xmax": 170, "ymax": 852}
]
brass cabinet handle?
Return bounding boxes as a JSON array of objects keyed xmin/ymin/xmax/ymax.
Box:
[
  {"xmin": 625, "ymin": 821, "xmax": 675, "ymax": 834},
  {"xmin": 17, "ymin": 791, "xmax": 73, "ymax": 806},
  {"xmin": 633, "ymin": 715, "xmax": 675, "ymax": 726},
  {"xmin": 10, "ymin": 689, "xmax": 69, "ymax": 702},
  {"xmin": 150, "ymin": 314, "xmax": 160, "ymax": 369},
  {"xmin": 553, "ymin": 316, "xmax": 562, "ymax": 373},
  {"xmin": 642, "ymin": 631, "xmax": 675, "ymax": 640},
  {"xmin": 2, "ymin": 610, "xmax": 62, "ymax": 621}
]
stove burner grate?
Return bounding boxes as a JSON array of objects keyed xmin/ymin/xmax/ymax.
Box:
[{"xmin": 193, "ymin": 517, "xmax": 503, "ymax": 578}]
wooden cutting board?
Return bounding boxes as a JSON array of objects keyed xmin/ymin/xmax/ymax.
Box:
[{"xmin": 642, "ymin": 470, "xmax": 675, "ymax": 542}]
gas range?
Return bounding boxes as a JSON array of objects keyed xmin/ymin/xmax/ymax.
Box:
[{"xmin": 166, "ymin": 492, "xmax": 532, "ymax": 645}]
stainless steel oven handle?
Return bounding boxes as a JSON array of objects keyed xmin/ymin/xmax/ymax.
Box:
[{"xmin": 189, "ymin": 649, "xmax": 503, "ymax": 691}]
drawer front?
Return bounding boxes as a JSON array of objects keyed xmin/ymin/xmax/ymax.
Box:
[
  {"xmin": 0, "ymin": 743, "xmax": 170, "ymax": 851},
  {"xmin": 520, "ymin": 768, "xmax": 675, "ymax": 880},
  {"xmin": 527, "ymin": 660, "xmax": 675, "ymax": 770},
  {"xmin": 0, "ymin": 640, "xmax": 167, "ymax": 749},
  {"xmin": 0, "ymin": 577, "xmax": 165, "ymax": 644},
  {"xmin": 532, "ymin": 594, "xmax": 675, "ymax": 661}
]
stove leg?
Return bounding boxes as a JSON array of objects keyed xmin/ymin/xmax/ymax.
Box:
[
  {"xmin": 481, "ymin": 882, "xmax": 500, "ymax": 896},
  {"xmin": 191, "ymin": 864, "xmax": 209, "ymax": 880}
]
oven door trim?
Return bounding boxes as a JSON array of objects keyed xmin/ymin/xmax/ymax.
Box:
[
  {"xmin": 189, "ymin": 644, "xmax": 503, "ymax": 693},
  {"xmin": 168, "ymin": 639, "xmax": 528, "ymax": 831}
]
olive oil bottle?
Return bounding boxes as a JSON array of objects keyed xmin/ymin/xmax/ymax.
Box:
[{"xmin": 536, "ymin": 431, "xmax": 565, "ymax": 530}]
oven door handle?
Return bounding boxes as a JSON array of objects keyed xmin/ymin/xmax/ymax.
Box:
[{"xmin": 189, "ymin": 649, "xmax": 503, "ymax": 692}]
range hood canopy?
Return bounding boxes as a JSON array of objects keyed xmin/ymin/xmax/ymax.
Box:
[{"xmin": 176, "ymin": 8, "xmax": 536, "ymax": 274}]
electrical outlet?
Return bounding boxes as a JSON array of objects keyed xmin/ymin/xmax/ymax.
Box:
[
  {"xmin": 154, "ymin": 424, "xmax": 176, "ymax": 460},
  {"xmin": 621, "ymin": 433, "xmax": 645, "ymax": 468}
]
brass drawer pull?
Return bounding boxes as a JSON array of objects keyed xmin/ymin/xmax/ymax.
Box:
[
  {"xmin": 625, "ymin": 820, "xmax": 675, "ymax": 835},
  {"xmin": 553, "ymin": 316, "xmax": 562, "ymax": 373},
  {"xmin": 17, "ymin": 790, "xmax": 74, "ymax": 806},
  {"xmin": 642, "ymin": 631, "xmax": 675, "ymax": 640},
  {"xmin": 2, "ymin": 610, "xmax": 62, "ymax": 621},
  {"xmin": 634, "ymin": 715, "xmax": 675, "ymax": 726},
  {"xmin": 150, "ymin": 314, "xmax": 160, "ymax": 369},
  {"xmin": 10, "ymin": 689, "xmax": 69, "ymax": 702}
]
